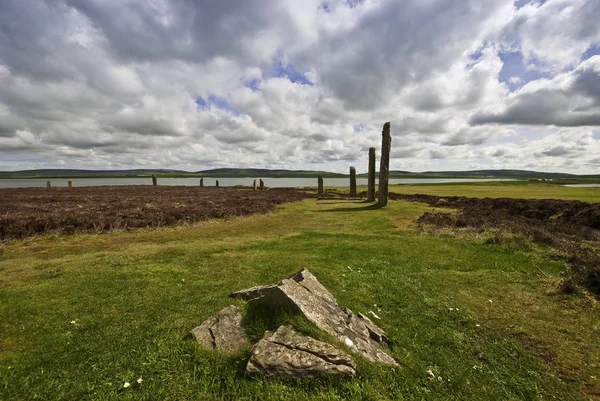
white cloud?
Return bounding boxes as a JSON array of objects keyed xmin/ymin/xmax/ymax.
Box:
[{"xmin": 0, "ymin": 0, "xmax": 599, "ymax": 173}]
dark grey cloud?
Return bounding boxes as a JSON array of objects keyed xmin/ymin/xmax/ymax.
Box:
[
  {"xmin": 296, "ymin": 0, "xmax": 510, "ymax": 111},
  {"xmin": 470, "ymin": 58, "xmax": 600, "ymax": 127},
  {"xmin": 541, "ymin": 146, "xmax": 573, "ymax": 157}
]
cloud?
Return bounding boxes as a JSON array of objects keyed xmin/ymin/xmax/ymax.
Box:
[
  {"xmin": 0, "ymin": 0, "xmax": 599, "ymax": 174},
  {"xmin": 470, "ymin": 56, "xmax": 600, "ymax": 127}
]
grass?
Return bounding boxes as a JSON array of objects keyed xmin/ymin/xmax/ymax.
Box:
[
  {"xmin": 1, "ymin": 183, "xmax": 599, "ymax": 400},
  {"xmin": 383, "ymin": 181, "xmax": 600, "ymax": 203}
]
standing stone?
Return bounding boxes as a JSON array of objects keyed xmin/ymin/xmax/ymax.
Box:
[
  {"xmin": 216, "ymin": 180, "xmax": 219, "ymax": 187},
  {"xmin": 152, "ymin": 175, "xmax": 157, "ymax": 186},
  {"xmin": 317, "ymin": 176, "xmax": 324, "ymax": 196},
  {"xmin": 68, "ymin": 180, "xmax": 73, "ymax": 188},
  {"xmin": 259, "ymin": 179, "xmax": 264, "ymax": 190},
  {"xmin": 200, "ymin": 178, "xmax": 204, "ymax": 187},
  {"xmin": 46, "ymin": 181, "xmax": 52, "ymax": 188},
  {"xmin": 190, "ymin": 305, "xmax": 249, "ymax": 352},
  {"xmin": 378, "ymin": 122, "xmax": 391, "ymax": 206},
  {"xmin": 349, "ymin": 167, "xmax": 357, "ymax": 197},
  {"xmin": 253, "ymin": 180, "xmax": 257, "ymax": 190},
  {"xmin": 246, "ymin": 325, "xmax": 356, "ymax": 378},
  {"xmin": 368, "ymin": 147, "xmax": 376, "ymax": 202}
]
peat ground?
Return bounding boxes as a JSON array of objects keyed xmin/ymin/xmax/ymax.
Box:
[
  {"xmin": 0, "ymin": 186, "xmax": 314, "ymax": 240},
  {"xmin": 388, "ymin": 193, "xmax": 600, "ymax": 294}
]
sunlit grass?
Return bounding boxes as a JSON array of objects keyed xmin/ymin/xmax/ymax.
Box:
[{"xmin": 1, "ymin": 185, "xmax": 599, "ymax": 400}]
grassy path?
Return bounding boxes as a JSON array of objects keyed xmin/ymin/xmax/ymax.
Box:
[{"xmin": 1, "ymin": 185, "xmax": 599, "ymax": 400}]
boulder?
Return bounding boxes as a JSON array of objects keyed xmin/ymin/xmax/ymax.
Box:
[
  {"xmin": 190, "ymin": 305, "xmax": 249, "ymax": 351},
  {"xmin": 232, "ymin": 269, "xmax": 397, "ymax": 365},
  {"xmin": 246, "ymin": 325, "xmax": 356, "ymax": 378}
]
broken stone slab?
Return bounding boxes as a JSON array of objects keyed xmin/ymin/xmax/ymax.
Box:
[
  {"xmin": 246, "ymin": 325, "xmax": 356, "ymax": 378},
  {"xmin": 232, "ymin": 269, "xmax": 397, "ymax": 365},
  {"xmin": 190, "ymin": 305, "xmax": 249, "ymax": 351}
]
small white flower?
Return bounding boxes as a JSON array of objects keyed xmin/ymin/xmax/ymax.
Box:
[
  {"xmin": 487, "ymin": 300, "xmax": 493, "ymax": 303},
  {"xmin": 475, "ymin": 324, "xmax": 481, "ymax": 327},
  {"xmin": 344, "ymin": 337, "xmax": 354, "ymax": 347},
  {"xmin": 70, "ymin": 320, "xmax": 77, "ymax": 324},
  {"xmin": 448, "ymin": 308, "xmax": 454, "ymax": 311},
  {"xmin": 123, "ymin": 382, "xmax": 131, "ymax": 388},
  {"xmin": 346, "ymin": 266, "xmax": 352, "ymax": 270},
  {"xmin": 137, "ymin": 377, "xmax": 143, "ymax": 384}
]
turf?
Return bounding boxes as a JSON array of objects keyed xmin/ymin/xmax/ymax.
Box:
[{"xmin": 1, "ymin": 183, "xmax": 599, "ymax": 400}]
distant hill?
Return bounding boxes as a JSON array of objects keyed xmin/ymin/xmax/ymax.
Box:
[
  {"xmin": 0, "ymin": 168, "xmax": 598, "ymax": 180},
  {"xmin": 0, "ymin": 168, "xmax": 344, "ymax": 179},
  {"xmin": 195, "ymin": 168, "xmax": 344, "ymax": 178}
]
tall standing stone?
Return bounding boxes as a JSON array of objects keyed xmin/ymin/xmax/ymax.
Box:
[
  {"xmin": 317, "ymin": 176, "xmax": 324, "ymax": 196},
  {"xmin": 253, "ymin": 180, "xmax": 257, "ymax": 190},
  {"xmin": 68, "ymin": 180, "xmax": 73, "ymax": 188},
  {"xmin": 152, "ymin": 175, "xmax": 157, "ymax": 186},
  {"xmin": 349, "ymin": 166, "xmax": 357, "ymax": 197},
  {"xmin": 47, "ymin": 181, "xmax": 52, "ymax": 188},
  {"xmin": 216, "ymin": 179, "xmax": 219, "ymax": 187},
  {"xmin": 200, "ymin": 178, "xmax": 204, "ymax": 187},
  {"xmin": 378, "ymin": 122, "xmax": 391, "ymax": 206},
  {"xmin": 368, "ymin": 147, "xmax": 376, "ymax": 201},
  {"xmin": 259, "ymin": 179, "xmax": 264, "ymax": 190}
]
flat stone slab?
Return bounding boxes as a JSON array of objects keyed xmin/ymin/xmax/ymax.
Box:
[
  {"xmin": 246, "ymin": 325, "xmax": 356, "ymax": 378},
  {"xmin": 190, "ymin": 305, "xmax": 249, "ymax": 351},
  {"xmin": 232, "ymin": 269, "xmax": 397, "ymax": 365}
]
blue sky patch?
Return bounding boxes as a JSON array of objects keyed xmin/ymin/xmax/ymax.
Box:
[
  {"xmin": 499, "ymin": 51, "xmax": 550, "ymax": 91},
  {"xmin": 245, "ymin": 78, "xmax": 261, "ymax": 91},
  {"xmin": 270, "ymin": 59, "xmax": 312, "ymax": 85},
  {"xmin": 353, "ymin": 124, "xmax": 365, "ymax": 133},
  {"xmin": 582, "ymin": 44, "xmax": 600, "ymax": 61},
  {"xmin": 195, "ymin": 95, "xmax": 241, "ymax": 116},
  {"xmin": 515, "ymin": 0, "xmax": 547, "ymax": 9}
]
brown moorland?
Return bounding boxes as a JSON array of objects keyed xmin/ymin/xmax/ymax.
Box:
[{"xmin": 0, "ymin": 186, "xmax": 314, "ymax": 240}]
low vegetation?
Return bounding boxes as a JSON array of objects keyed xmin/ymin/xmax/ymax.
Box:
[
  {"xmin": 1, "ymin": 183, "xmax": 599, "ymax": 400},
  {"xmin": 0, "ymin": 186, "xmax": 313, "ymax": 240}
]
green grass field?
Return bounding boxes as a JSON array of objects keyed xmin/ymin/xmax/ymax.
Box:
[{"xmin": 1, "ymin": 183, "xmax": 599, "ymax": 400}]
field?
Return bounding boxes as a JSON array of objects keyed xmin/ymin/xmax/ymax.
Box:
[
  {"xmin": 0, "ymin": 186, "xmax": 313, "ymax": 240},
  {"xmin": 1, "ymin": 183, "xmax": 599, "ymax": 400}
]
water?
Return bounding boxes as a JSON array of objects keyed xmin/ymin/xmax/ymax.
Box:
[
  {"xmin": 0, "ymin": 177, "xmax": 517, "ymax": 189},
  {"xmin": 562, "ymin": 184, "xmax": 600, "ymax": 188}
]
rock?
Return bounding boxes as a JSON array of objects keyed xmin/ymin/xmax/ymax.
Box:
[
  {"xmin": 190, "ymin": 305, "xmax": 249, "ymax": 351},
  {"xmin": 232, "ymin": 269, "xmax": 397, "ymax": 365},
  {"xmin": 378, "ymin": 122, "xmax": 391, "ymax": 206},
  {"xmin": 349, "ymin": 166, "xmax": 357, "ymax": 197},
  {"xmin": 368, "ymin": 147, "xmax": 376, "ymax": 202},
  {"xmin": 246, "ymin": 325, "xmax": 356, "ymax": 378}
]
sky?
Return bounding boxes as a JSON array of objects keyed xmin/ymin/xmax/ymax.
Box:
[{"xmin": 0, "ymin": 0, "xmax": 599, "ymax": 174}]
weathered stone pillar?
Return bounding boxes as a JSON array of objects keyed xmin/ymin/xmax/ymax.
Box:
[
  {"xmin": 152, "ymin": 175, "xmax": 157, "ymax": 186},
  {"xmin": 200, "ymin": 178, "xmax": 204, "ymax": 187},
  {"xmin": 47, "ymin": 180, "xmax": 52, "ymax": 188},
  {"xmin": 259, "ymin": 179, "xmax": 264, "ymax": 190},
  {"xmin": 68, "ymin": 180, "xmax": 73, "ymax": 188},
  {"xmin": 349, "ymin": 167, "xmax": 357, "ymax": 197},
  {"xmin": 253, "ymin": 180, "xmax": 257, "ymax": 190},
  {"xmin": 216, "ymin": 179, "xmax": 219, "ymax": 187},
  {"xmin": 317, "ymin": 176, "xmax": 324, "ymax": 195},
  {"xmin": 378, "ymin": 122, "xmax": 391, "ymax": 206},
  {"xmin": 368, "ymin": 147, "xmax": 376, "ymax": 201}
]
